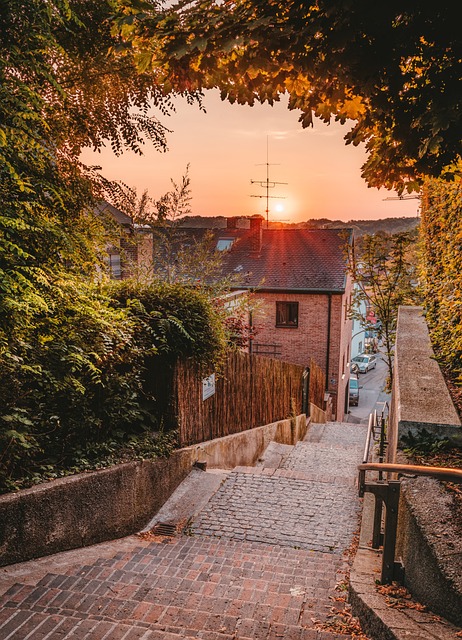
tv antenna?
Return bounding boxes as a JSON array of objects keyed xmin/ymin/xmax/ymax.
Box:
[{"xmin": 251, "ymin": 136, "xmax": 287, "ymax": 228}]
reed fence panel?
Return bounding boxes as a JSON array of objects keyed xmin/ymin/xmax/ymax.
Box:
[
  {"xmin": 308, "ymin": 358, "xmax": 326, "ymax": 409},
  {"xmin": 147, "ymin": 351, "xmax": 326, "ymax": 446},
  {"xmin": 174, "ymin": 351, "xmax": 306, "ymax": 446}
]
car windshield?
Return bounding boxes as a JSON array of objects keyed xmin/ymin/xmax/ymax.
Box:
[
  {"xmin": 353, "ymin": 357, "xmax": 367, "ymax": 363},
  {"xmin": 350, "ymin": 378, "xmax": 359, "ymax": 389}
]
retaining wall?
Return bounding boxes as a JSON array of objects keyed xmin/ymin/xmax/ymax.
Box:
[
  {"xmin": 391, "ymin": 306, "xmax": 461, "ymax": 625},
  {"xmin": 0, "ymin": 414, "xmax": 306, "ymax": 567}
]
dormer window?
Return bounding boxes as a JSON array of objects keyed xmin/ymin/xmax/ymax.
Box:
[{"xmin": 216, "ymin": 238, "xmax": 234, "ymax": 251}]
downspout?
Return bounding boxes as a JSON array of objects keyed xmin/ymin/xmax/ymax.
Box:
[
  {"xmin": 325, "ymin": 293, "xmax": 332, "ymax": 390},
  {"xmin": 248, "ymin": 311, "xmax": 253, "ymax": 355}
]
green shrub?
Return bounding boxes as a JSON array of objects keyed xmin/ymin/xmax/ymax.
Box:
[
  {"xmin": 108, "ymin": 280, "xmax": 229, "ymax": 370},
  {"xmin": 420, "ymin": 173, "xmax": 462, "ymax": 384},
  {"xmin": 0, "ymin": 278, "xmax": 152, "ymax": 492},
  {"xmin": 0, "ymin": 278, "xmax": 230, "ymax": 493}
]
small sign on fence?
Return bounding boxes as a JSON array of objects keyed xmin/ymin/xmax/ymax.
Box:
[{"xmin": 202, "ymin": 373, "xmax": 216, "ymax": 401}]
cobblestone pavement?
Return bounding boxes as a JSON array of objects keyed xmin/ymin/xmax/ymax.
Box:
[
  {"xmin": 191, "ymin": 470, "xmax": 359, "ymax": 553},
  {"xmin": 0, "ymin": 422, "xmax": 368, "ymax": 639}
]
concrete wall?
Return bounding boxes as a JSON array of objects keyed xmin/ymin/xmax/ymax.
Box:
[
  {"xmin": 396, "ymin": 477, "xmax": 462, "ymax": 626},
  {"xmin": 391, "ymin": 306, "xmax": 461, "ymax": 625},
  {"xmin": 0, "ymin": 414, "xmax": 306, "ymax": 567},
  {"xmin": 389, "ymin": 306, "xmax": 461, "ymax": 462}
]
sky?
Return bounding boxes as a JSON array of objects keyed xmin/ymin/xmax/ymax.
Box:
[{"xmin": 80, "ymin": 89, "xmax": 420, "ymax": 224}]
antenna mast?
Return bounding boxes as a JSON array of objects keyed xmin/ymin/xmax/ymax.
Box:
[{"xmin": 251, "ymin": 137, "xmax": 287, "ymax": 228}]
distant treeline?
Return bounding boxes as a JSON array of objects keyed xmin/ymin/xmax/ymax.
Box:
[{"xmin": 179, "ymin": 215, "xmax": 420, "ymax": 236}]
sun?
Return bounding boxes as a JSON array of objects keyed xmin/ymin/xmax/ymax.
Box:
[{"xmin": 275, "ymin": 203, "xmax": 285, "ymax": 213}]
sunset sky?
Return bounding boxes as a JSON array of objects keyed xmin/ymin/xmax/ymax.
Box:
[{"xmin": 81, "ymin": 89, "xmax": 420, "ymax": 224}]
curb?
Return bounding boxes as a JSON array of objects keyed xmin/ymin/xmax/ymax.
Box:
[{"xmin": 349, "ymin": 506, "xmax": 461, "ymax": 639}]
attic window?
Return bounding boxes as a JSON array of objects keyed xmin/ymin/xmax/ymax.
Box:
[
  {"xmin": 276, "ymin": 302, "xmax": 299, "ymax": 328},
  {"xmin": 216, "ymin": 238, "xmax": 234, "ymax": 251}
]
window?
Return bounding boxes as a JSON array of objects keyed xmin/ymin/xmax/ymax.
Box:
[
  {"xmin": 108, "ymin": 253, "xmax": 121, "ymax": 279},
  {"xmin": 216, "ymin": 238, "xmax": 234, "ymax": 251},
  {"xmin": 276, "ymin": 301, "xmax": 299, "ymax": 328}
]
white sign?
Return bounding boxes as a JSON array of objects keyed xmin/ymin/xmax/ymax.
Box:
[{"xmin": 202, "ymin": 374, "xmax": 216, "ymax": 401}]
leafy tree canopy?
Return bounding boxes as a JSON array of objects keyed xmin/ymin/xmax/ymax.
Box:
[
  {"xmin": 0, "ymin": 0, "xmax": 200, "ymax": 326},
  {"xmin": 113, "ymin": 0, "xmax": 461, "ymax": 194}
]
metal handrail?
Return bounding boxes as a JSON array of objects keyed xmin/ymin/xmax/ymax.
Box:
[
  {"xmin": 362, "ymin": 411, "xmax": 376, "ymax": 464},
  {"xmin": 358, "ymin": 435, "xmax": 462, "ymax": 584},
  {"xmin": 359, "ymin": 462, "xmax": 462, "ymax": 492}
]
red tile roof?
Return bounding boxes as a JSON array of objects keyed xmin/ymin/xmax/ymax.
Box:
[
  {"xmin": 172, "ymin": 226, "xmax": 352, "ymax": 292},
  {"xmin": 220, "ymin": 228, "xmax": 352, "ymax": 293}
]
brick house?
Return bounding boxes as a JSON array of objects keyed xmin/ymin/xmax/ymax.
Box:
[
  {"xmin": 111, "ymin": 210, "xmax": 354, "ymax": 420},
  {"xmin": 215, "ymin": 216, "xmax": 354, "ymax": 421}
]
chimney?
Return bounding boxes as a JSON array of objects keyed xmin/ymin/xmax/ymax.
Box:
[
  {"xmin": 227, "ymin": 216, "xmax": 238, "ymax": 230},
  {"xmin": 249, "ymin": 215, "xmax": 264, "ymax": 253}
]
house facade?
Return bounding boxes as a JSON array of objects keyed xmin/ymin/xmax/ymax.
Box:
[
  {"xmin": 95, "ymin": 202, "xmax": 154, "ymax": 280},
  {"xmin": 103, "ymin": 207, "xmax": 354, "ymax": 420},
  {"xmin": 216, "ymin": 216, "xmax": 354, "ymax": 421},
  {"xmin": 351, "ymin": 284, "xmax": 367, "ymax": 359}
]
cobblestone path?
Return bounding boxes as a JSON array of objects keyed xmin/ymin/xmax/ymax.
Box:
[{"xmin": 0, "ymin": 422, "xmax": 367, "ymax": 639}]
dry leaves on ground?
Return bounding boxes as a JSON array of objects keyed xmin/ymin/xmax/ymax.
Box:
[
  {"xmin": 136, "ymin": 531, "xmax": 175, "ymax": 544},
  {"xmin": 312, "ymin": 605, "xmax": 369, "ymax": 639},
  {"xmin": 376, "ymin": 583, "xmax": 428, "ymax": 611}
]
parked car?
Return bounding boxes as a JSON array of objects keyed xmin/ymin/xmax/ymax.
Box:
[
  {"xmin": 351, "ymin": 353, "xmax": 377, "ymax": 373},
  {"xmin": 349, "ymin": 376, "xmax": 361, "ymax": 406}
]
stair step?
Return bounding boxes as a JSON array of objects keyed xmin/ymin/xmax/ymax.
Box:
[
  {"xmin": 1, "ymin": 544, "xmax": 351, "ymax": 637},
  {"xmin": 0, "ymin": 607, "xmax": 191, "ymax": 640},
  {"xmin": 0, "ymin": 607, "xmax": 355, "ymax": 639},
  {"xmin": 255, "ymin": 441, "xmax": 294, "ymax": 470},
  {"xmin": 0, "ymin": 603, "xmax": 354, "ymax": 640}
]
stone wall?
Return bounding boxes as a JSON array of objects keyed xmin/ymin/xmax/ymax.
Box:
[
  {"xmin": 0, "ymin": 415, "xmax": 307, "ymax": 567},
  {"xmin": 391, "ymin": 306, "xmax": 461, "ymax": 625},
  {"xmin": 397, "ymin": 476, "xmax": 462, "ymax": 626}
]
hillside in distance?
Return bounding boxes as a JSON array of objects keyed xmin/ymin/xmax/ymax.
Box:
[{"xmin": 180, "ymin": 215, "xmax": 420, "ymax": 236}]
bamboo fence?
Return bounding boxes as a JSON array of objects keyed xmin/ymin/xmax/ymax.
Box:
[
  {"xmin": 308, "ymin": 358, "xmax": 326, "ymax": 409},
  {"xmin": 172, "ymin": 351, "xmax": 325, "ymax": 446}
]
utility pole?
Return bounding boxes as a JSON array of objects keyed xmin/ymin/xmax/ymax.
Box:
[{"xmin": 251, "ymin": 137, "xmax": 287, "ymax": 228}]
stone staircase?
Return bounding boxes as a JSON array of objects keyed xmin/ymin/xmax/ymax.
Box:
[{"xmin": 0, "ymin": 422, "xmax": 369, "ymax": 639}]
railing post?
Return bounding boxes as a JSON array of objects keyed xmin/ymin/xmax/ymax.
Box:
[
  {"xmin": 378, "ymin": 413, "xmax": 387, "ymax": 480},
  {"xmin": 372, "ymin": 496, "xmax": 383, "ymax": 549},
  {"xmin": 302, "ymin": 367, "xmax": 310, "ymax": 418},
  {"xmin": 381, "ymin": 480, "xmax": 401, "ymax": 584}
]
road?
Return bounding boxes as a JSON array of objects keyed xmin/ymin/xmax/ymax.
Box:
[{"xmin": 348, "ymin": 351, "xmax": 391, "ymax": 423}]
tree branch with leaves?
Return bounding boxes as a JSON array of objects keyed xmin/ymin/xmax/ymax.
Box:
[
  {"xmin": 112, "ymin": 0, "xmax": 461, "ymax": 194},
  {"xmin": 348, "ymin": 232, "xmax": 421, "ymax": 388}
]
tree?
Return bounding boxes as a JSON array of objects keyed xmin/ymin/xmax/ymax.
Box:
[
  {"xmin": 110, "ymin": 168, "xmax": 241, "ymax": 291},
  {"xmin": 113, "ymin": 0, "xmax": 461, "ymax": 194},
  {"xmin": 0, "ymin": 0, "xmax": 201, "ymax": 492},
  {"xmin": 348, "ymin": 232, "xmax": 421, "ymax": 388},
  {"xmin": 0, "ymin": 0, "xmax": 202, "ymax": 329}
]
